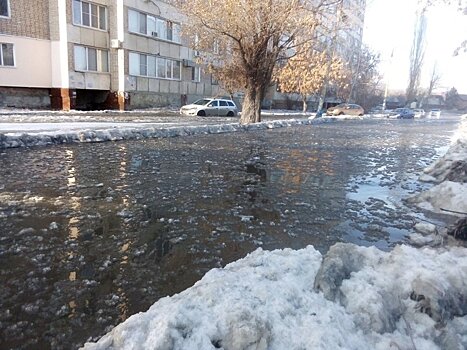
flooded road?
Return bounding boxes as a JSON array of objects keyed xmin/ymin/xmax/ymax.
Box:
[{"xmin": 0, "ymin": 116, "xmax": 461, "ymax": 349}]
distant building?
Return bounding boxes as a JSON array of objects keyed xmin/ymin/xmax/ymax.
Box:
[
  {"xmin": 423, "ymin": 95, "xmax": 445, "ymax": 109},
  {"xmin": 268, "ymin": 0, "xmax": 367, "ymax": 110},
  {"xmin": 451, "ymin": 94, "xmax": 467, "ymax": 111},
  {"xmin": 0, "ymin": 0, "xmax": 222, "ymax": 110}
]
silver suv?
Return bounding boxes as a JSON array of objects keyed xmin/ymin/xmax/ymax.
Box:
[{"xmin": 180, "ymin": 98, "xmax": 238, "ymax": 117}]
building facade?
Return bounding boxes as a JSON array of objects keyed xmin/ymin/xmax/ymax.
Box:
[
  {"xmin": 0, "ymin": 0, "xmax": 222, "ymax": 110},
  {"xmin": 268, "ymin": 0, "xmax": 367, "ymax": 110},
  {"xmin": 0, "ymin": 0, "xmax": 365, "ymax": 111}
]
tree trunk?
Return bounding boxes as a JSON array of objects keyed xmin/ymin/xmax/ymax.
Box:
[
  {"xmin": 302, "ymin": 95, "xmax": 308, "ymax": 113},
  {"xmin": 240, "ymin": 86, "xmax": 263, "ymax": 124}
]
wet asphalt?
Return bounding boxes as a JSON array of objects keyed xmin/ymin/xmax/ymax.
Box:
[{"xmin": 0, "ymin": 114, "xmax": 462, "ymax": 349}]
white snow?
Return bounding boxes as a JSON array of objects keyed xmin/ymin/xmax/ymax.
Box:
[
  {"xmin": 408, "ymin": 181, "xmax": 467, "ymax": 216},
  {"xmin": 322, "ymin": 114, "xmax": 366, "ymax": 120},
  {"xmin": 0, "ymin": 113, "xmax": 329, "ymax": 149},
  {"xmin": 409, "ymin": 115, "xmax": 467, "ymax": 216},
  {"xmin": 82, "ymin": 243, "xmax": 467, "ymax": 350}
]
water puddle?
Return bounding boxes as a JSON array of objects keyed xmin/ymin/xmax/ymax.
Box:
[{"xmin": 0, "ymin": 118, "xmax": 460, "ymax": 349}]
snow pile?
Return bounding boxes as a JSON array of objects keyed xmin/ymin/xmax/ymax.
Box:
[
  {"xmin": 0, "ymin": 118, "xmax": 338, "ymax": 149},
  {"xmin": 421, "ymin": 114, "xmax": 467, "ymax": 183},
  {"xmin": 408, "ymin": 115, "xmax": 467, "ymax": 216},
  {"xmin": 82, "ymin": 243, "xmax": 467, "ymax": 350},
  {"xmin": 408, "ymin": 181, "xmax": 467, "ymax": 216},
  {"xmin": 322, "ymin": 114, "xmax": 365, "ymax": 120},
  {"xmin": 261, "ymin": 109, "xmax": 314, "ymax": 117}
]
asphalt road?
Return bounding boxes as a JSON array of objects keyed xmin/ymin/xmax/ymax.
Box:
[{"xmin": 0, "ymin": 114, "xmax": 462, "ymax": 349}]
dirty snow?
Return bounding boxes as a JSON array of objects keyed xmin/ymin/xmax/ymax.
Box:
[
  {"xmin": 409, "ymin": 115, "xmax": 467, "ymax": 216},
  {"xmin": 0, "ymin": 112, "xmax": 328, "ymax": 149},
  {"xmin": 82, "ymin": 243, "xmax": 467, "ymax": 350},
  {"xmin": 0, "ymin": 108, "xmax": 375, "ymax": 149},
  {"xmin": 408, "ymin": 181, "xmax": 467, "ymax": 216}
]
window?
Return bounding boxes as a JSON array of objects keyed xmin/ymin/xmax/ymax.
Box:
[
  {"xmin": 73, "ymin": 0, "xmax": 107, "ymax": 30},
  {"xmin": 0, "ymin": 43, "xmax": 14, "ymax": 66},
  {"xmin": 191, "ymin": 67, "xmax": 201, "ymax": 82},
  {"xmin": 128, "ymin": 9, "xmax": 181, "ymax": 43},
  {"xmin": 139, "ymin": 54, "xmax": 147, "ymax": 76},
  {"xmin": 219, "ymin": 100, "xmax": 228, "ymax": 107},
  {"xmin": 157, "ymin": 57, "xmax": 166, "ymax": 78},
  {"xmin": 0, "ymin": 0, "xmax": 10, "ymax": 17},
  {"xmin": 128, "ymin": 52, "xmax": 181, "ymax": 80},
  {"xmin": 74, "ymin": 45, "xmax": 109, "ymax": 72}
]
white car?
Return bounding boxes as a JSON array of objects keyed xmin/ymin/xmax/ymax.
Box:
[
  {"xmin": 430, "ymin": 109, "xmax": 441, "ymax": 118},
  {"xmin": 413, "ymin": 109, "xmax": 425, "ymax": 118},
  {"xmin": 180, "ymin": 98, "xmax": 238, "ymax": 117}
]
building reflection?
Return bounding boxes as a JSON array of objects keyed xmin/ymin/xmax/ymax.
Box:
[
  {"xmin": 274, "ymin": 149, "xmax": 337, "ymax": 194},
  {"xmin": 60, "ymin": 144, "xmax": 135, "ymax": 324}
]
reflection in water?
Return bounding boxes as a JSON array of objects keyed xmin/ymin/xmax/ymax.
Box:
[
  {"xmin": 275, "ymin": 149, "xmax": 336, "ymax": 194},
  {"xmin": 0, "ymin": 118, "xmax": 459, "ymax": 350}
]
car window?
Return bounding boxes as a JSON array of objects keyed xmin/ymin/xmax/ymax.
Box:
[
  {"xmin": 227, "ymin": 101, "xmax": 235, "ymax": 107},
  {"xmin": 193, "ymin": 99, "xmax": 211, "ymax": 105},
  {"xmin": 219, "ymin": 100, "xmax": 228, "ymax": 106},
  {"xmin": 207, "ymin": 101, "xmax": 218, "ymax": 107}
]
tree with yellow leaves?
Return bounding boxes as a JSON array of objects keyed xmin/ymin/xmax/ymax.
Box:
[
  {"xmin": 173, "ymin": 0, "xmax": 341, "ymax": 124},
  {"xmin": 276, "ymin": 43, "xmax": 348, "ymax": 113}
]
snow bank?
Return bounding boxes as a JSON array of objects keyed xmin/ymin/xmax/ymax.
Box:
[
  {"xmin": 409, "ymin": 115, "xmax": 467, "ymax": 216},
  {"xmin": 0, "ymin": 119, "xmax": 328, "ymax": 149},
  {"xmin": 82, "ymin": 243, "xmax": 467, "ymax": 350},
  {"xmin": 408, "ymin": 181, "xmax": 467, "ymax": 216},
  {"xmin": 420, "ymin": 115, "xmax": 467, "ymax": 184},
  {"xmin": 322, "ymin": 114, "xmax": 365, "ymax": 120}
]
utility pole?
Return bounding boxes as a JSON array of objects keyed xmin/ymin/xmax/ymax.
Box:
[{"xmin": 382, "ymin": 49, "xmax": 394, "ymax": 111}]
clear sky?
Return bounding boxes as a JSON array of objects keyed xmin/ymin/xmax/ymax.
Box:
[{"xmin": 363, "ymin": 0, "xmax": 467, "ymax": 94}]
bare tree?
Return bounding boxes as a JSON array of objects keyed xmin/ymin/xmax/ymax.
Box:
[
  {"xmin": 406, "ymin": 10, "xmax": 427, "ymax": 103},
  {"xmin": 174, "ymin": 0, "xmax": 341, "ymax": 124},
  {"xmin": 347, "ymin": 47, "xmax": 383, "ymax": 110},
  {"xmin": 426, "ymin": 63, "xmax": 442, "ymax": 97}
]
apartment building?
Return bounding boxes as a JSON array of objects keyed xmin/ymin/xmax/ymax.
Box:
[
  {"xmin": 268, "ymin": 0, "xmax": 366, "ymax": 110},
  {"xmin": 0, "ymin": 0, "xmax": 222, "ymax": 110},
  {"xmin": 0, "ymin": 0, "xmax": 365, "ymax": 111}
]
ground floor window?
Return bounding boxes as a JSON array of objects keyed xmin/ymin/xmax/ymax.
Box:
[
  {"xmin": 0, "ymin": 43, "xmax": 14, "ymax": 67},
  {"xmin": 74, "ymin": 45, "xmax": 109, "ymax": 72},
  {"xmin": 129, "ymin": 52, "xmax": 181, "ymax": 80}
]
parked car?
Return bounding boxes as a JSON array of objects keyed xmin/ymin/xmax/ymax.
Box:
[
  {"xmin": 413, "ymin": 108, "xmax": 425, "ymax": 118},
  {"xmin": 390, "ymin": 108, "xmax": 415, "ymax": 119},
  {"xmin": 369, "ymin": 105, "xmax": 384, "ymax": 114},
  {"xmin": 180, "ymin": 98, "xmax": 238, "ymax": 117},
  {"xmin": 326, "ymin": 103, "xmax": 364, "ymax": 116},
  {"xmin": 430, "ymin": 109, "xmax": 441, "ymax": 118}
]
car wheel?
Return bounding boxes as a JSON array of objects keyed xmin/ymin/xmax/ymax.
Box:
[
  {"xmin": 339, "ymin": 112, "xmax": 344, "ymax": 115},
  {"xmin": 227, "ymin": 111, "xmax": 234, "ymax": 117},
  {"xmin": 197, "ymin": 110, "xmax": 206, "ymax": 117},
  {"xmin": 358, "ymin": 113, "xmax": 363, "ymax": 116}
]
